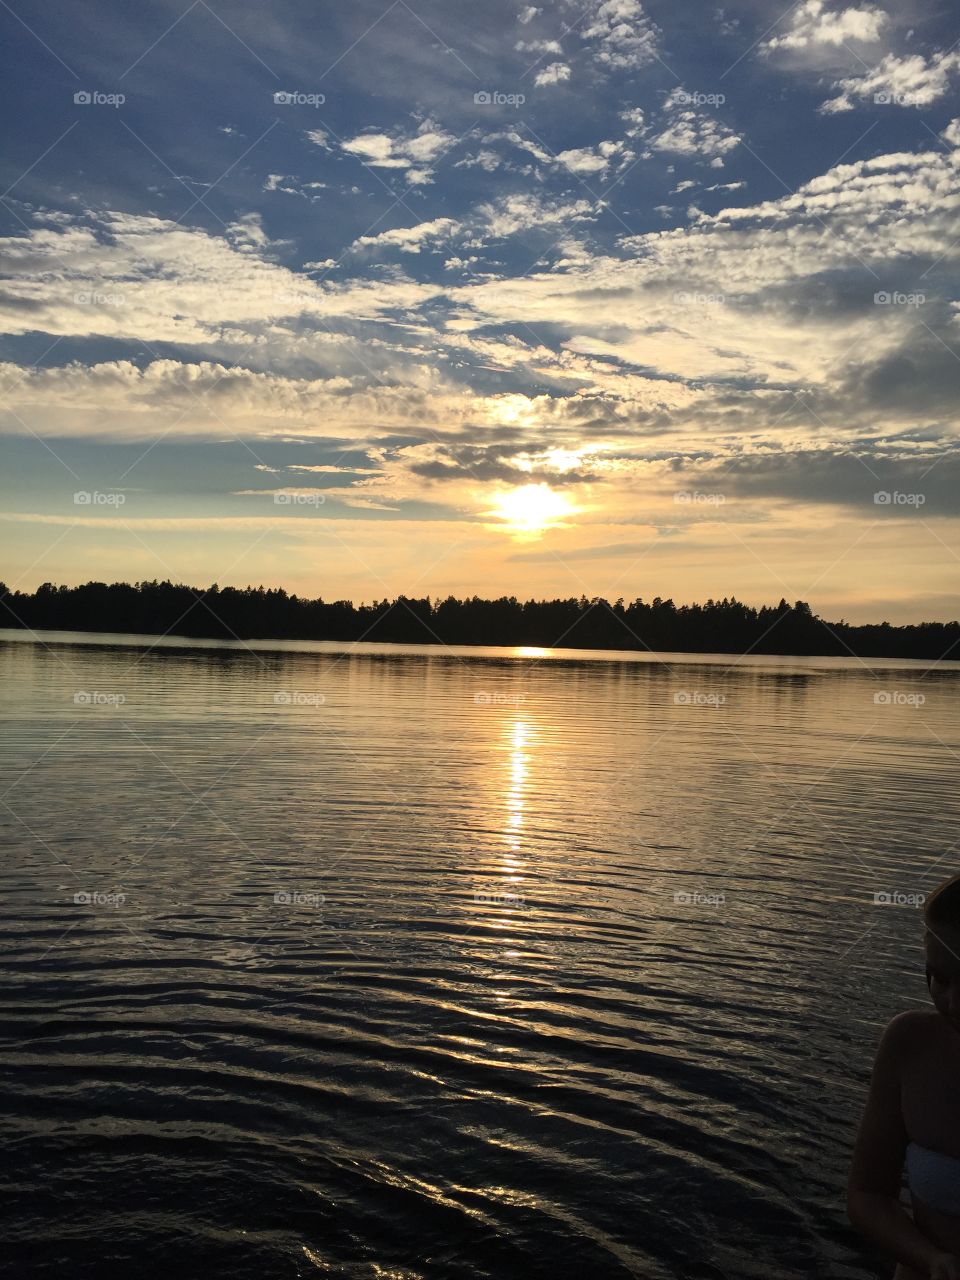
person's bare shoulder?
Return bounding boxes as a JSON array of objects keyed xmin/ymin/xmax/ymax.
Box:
[{"xmin": 879, "ymin": 1009, "xmax": 939, "ymax": 1061}]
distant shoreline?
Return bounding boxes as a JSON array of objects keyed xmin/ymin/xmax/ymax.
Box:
[
  {"xmin": 5, "ymin": 625, "xmax": 960, "ymax": 671},
  {"xmin": 2, "ymin": 578, "xmax": 960, "ymax": 663}
]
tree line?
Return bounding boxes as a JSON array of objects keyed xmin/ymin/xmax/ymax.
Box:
[{"xmin": 1, "ymin": 578, "xmax": 958, "ymax": 660}]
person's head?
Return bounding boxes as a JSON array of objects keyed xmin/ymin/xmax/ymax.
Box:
[{"xmin": 924, "ymin": 873, "xmax": 960, "ymax": 1030}]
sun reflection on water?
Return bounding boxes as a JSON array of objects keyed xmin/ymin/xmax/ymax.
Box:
[{"xmin": 501, "ymin": 718, "xmax": 533, "ymax": 877}]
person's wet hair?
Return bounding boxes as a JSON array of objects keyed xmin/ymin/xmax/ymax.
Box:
[{"xmin": 924, "ymin": 874, "xmax": 960, "ymax": 931}]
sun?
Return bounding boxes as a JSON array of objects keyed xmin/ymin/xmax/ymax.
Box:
[{"xmin": 484, "ymin": 483, "xmax": 577, "ymax": 537}]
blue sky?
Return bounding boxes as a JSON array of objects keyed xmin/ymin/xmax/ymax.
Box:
[{"xmin": 2, "ymin": 0, "xmax": 960, "ymax": 621}]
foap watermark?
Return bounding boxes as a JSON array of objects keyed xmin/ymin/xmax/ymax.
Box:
[
  {"xmin": 273, "ymin": 890, "xmax": 324, "ymax": 907},
  {"xmin": 273, "ymin": 691, "xmax": 326, "ymax": 706},
  {"xmin": 273, "ymin": 90, "xmax": 325, "ymax": 106},
  {"xmin": 74, "ymin": 490, "xmax": 125, "ymax": 506},
  {"xmin": 674, "ymin": 690, "xmax": 726, "ymax": 706},
  {"xmin": 672, "ymin": 291, "xmax": 741, "ymax": 307},
  {"xmin": 73, "ymin": 291, "xmax": 126, "ymax": 307},
  {"xmin": 74, "ymin": 690, "xmax": 126, "ymax": 706},
  {"xmin": 473, "ymin": 90, "xmax": 525, "ymax": 106},
  {"xmin": 872, "ymin": 890, "xmax": 925, "ymax": 908},
  {"xmin": 874, "ymin": 291, "xmax": 925, "ymax": 308},
  {"xmin": 474, "ymin": 888, "xmax": 527, "ymax": 908},
  {"xmin": 874, "ymin": 91, "xmax": 925, "ymax": 107},
  {"xmin": 874, "ymin": 490, "xmax": 925, "ymax": 507},
  {"xmin": 473, "ymin": 691, "xmax": 529, "ymax": 707},
  {"xmin": 73, "ymin": 890, "xmax": 126, "ymax": 907},
  {"xmin": 74, "ymin": 90, "xmax": 125, "ymax": 107},
  {"xmin": 274, "ymin": 491, "xmax": 325, "ymax": 507},
  {"xmin": 873, "ymin": 690, "xmax": 926, "ymax": 707},
  {"xmin": 674, "ymin": 490, "xmax": 726, "ymax": 505},
  {"xmin": 269, "ymin": 289, "xmax": 314, "ymax": 309},
  {"xmin": 673, "ymin": 90, "xmax": 725, "ymax": 106},
  {"xmin": 674, "ymin": 889, "xmax": 726, "ymax": 907}
]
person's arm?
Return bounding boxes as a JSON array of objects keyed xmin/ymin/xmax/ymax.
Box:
[{"xmin": 848, "ymin": 1013, "xmax": 960, "ymax": 1279}]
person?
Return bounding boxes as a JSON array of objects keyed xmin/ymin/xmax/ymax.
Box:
[{"xmin": 848, "ymin": 873, "xmax": 960, "ymax": 1279}]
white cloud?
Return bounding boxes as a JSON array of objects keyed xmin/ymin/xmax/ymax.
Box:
[
  {"xmin": 582, "ymin": 0, "xmax": 661, "ymax": 70},
  {"xmin": 352, "ymin": 218, "xmax": 460, "ymax": 254},
  {"xmin": 0, "ymin": 356, "xmax": 468, "ymax": 442},
  {"xmin": 455, "ymin": 149, "xmax": 501, "ymax": 172},
  {"xmin": 443, "ymin": 142, "xmax": 960, "ymax": 425},
  {"xmin": 518, "ymin": 5, "xmax": 540, "ymax": 22},
  {"xmin": 226, "ymin": 213, "xmax": 271, "ymax": 248},
  {"xmin": 491, "ymin": 129, "xmax": 553, "ymax": 165},
  {"xmin": 263, "ymin": 173, "xmax": 304, "ymax": 196},
  {"xmin": 620, "ymin": 107, "xmax": 646, "ymax": 136},
  {"xmin": 476, "ymin": 193, "xmax": 598, "ymax": 237},
  {"xmin": 0, "ymin": 210, "xmax": 443, "ymax": 346},
  {"xmin": 762, "ymin": 0, "xmax": 887, "ymax": 54},
  {"xmin": 821, "ymin": 49, "xmax": 960, "ymax": 112},
  {"xmin": 652, "ymin": 111, "xmax": 741, "ymax": 158},
  {"xmin": 943, "ymin": 118, "xmax": 960, "ymax": 148},
  {"xmin": 534, "ymin": 61, "xmax": 571, "ymax": 85},
  {"xmin": 515, "ymin": 38, "xmax": 562, "ymax": 54},
  {"xmin": 341, "ymin": 133, "xmax": 399, "ymax": 165},
  {"xmin": 485, "ymin": 129, "xmax": 632, "ymax": 179},
  {"xmin": 555, "ymin": 140, "xmax": 628, "ymax": 175},
  {"xmin": 336, "ymin": 120, "xmax": 456, "ymax": 184}
]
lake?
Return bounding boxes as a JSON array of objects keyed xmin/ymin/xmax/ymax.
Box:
[{"xmin": 1, "ymin": 628, "xmax": 957, "ymax": 1279}]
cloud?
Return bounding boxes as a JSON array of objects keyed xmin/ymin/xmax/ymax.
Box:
[
  {"xmin": 762, "ymin": 0, "xmax": 887, "ymax": 57},
  {"xmin": 0, "ymin": 513, "xmax": 351, "ymax": 532},
  {"xmin": 0, "ymin": 356, "xmax": 468, "ymax": 442},
  {"xmin": 455, "ymin": 149, "xmax": 501, "ymax": 172},
  {"xmin": 620, "ymin": 107, "xmax": 646, "ymax": 136},
  {"xmin": 0, "ymin": 209, "xmax": 456, "ymax": 352},
  {"xmin": 515, "ymin": 38, "xmax": 562, "ymax": 54},
  {"xmin": 405, "ymin": 440, "xmax": 601, "ymax": 485},
  {"xmin": 352, "ymin": 218, "xmax": 460, "ymax": 254},
  {"xmin": 582, "ymin": 0, "xmax": 661, "ymax": 70},
  {"xmin": 651, "ymin": 111, "xmax": 741, "ymax": 158},
  {"xmin": 486, "ymin": 128, "xmax": 632, "ymax": 179},
  {"xmin": 820, "ymin": 48, "xmax": 960, "ymax": 112},
  {"xmin": 475, "ymin": 192, "xmax": 599, "ymax": 237},
  {"xmin": 446, "ymin": 141, "xmax": 960, "ymax": 433},
  {"xmin": 335, "ymin": 120, "xmax": 457, "ymax": 184},
  {"xmin": 555, "ymin": 140, "xmax": 629, "ymax": 175},
  {"xmin": 2, "ymin": 122, "xmax": 960, "ymax": 565},
  {"xmin": 534, "ymin": 61, "xmax": 571, "ymax": 85},
  {"xmin": 263, "ymin": 173, "xmax": 306, "ymax": 196}
]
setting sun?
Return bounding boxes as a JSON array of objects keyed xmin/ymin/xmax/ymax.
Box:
[{"xmin": 484, "ymin": 483, "xmax": 577, "ymax": 537}]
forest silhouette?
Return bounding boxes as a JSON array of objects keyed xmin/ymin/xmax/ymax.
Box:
[{"xmin": 2, "ymin": 579, "xmax": 959, "ymax": 660}]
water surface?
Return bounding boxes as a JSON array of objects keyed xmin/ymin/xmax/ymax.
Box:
[{"xmin": 1, "ymin": 629, "xmax": 957, "ymax": 1279}]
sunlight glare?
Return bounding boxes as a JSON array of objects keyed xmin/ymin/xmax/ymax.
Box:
[{"xmin": 485, "ymin": 483, "xmax": 576, "ymax": 537}]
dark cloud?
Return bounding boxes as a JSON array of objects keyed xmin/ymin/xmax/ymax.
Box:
[{"xmin": 686, "ymin": 447, "xmax": 960, "ymax": 514}]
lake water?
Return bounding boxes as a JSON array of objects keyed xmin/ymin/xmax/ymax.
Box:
[{"xmin": 2, "ymin": 628, "xmax": 958, "ymax": 1279}]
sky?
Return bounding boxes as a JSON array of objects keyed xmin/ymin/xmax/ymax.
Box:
[{"xmin": 1, "ymin": 0, "xmax": 959, "ymax": 623}]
